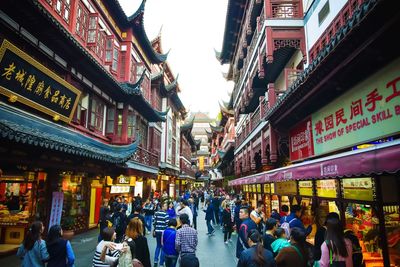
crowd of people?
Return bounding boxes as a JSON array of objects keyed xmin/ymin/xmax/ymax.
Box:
[{"xmin": 15, "ymin": 187, "xmax": 364, "ymax": 267}]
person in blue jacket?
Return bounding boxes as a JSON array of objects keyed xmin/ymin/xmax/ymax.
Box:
[
  {"xmin": 162, "ymin": 219, "xmax": 179, "ymax": 267},
  {"xmin": 46, "ymin": 224, "xmax": 75, "ymax": 267},
  {"xmin": 281, "ymin": 205, "xmax": 312, "ymax": 236},
  {"xmin": 204, "ymin": 200, "xmax": 215, "ymax": 235},
  {"xmin": 236, "ymin": 206, "xmax": 257, "ymax": 258}
]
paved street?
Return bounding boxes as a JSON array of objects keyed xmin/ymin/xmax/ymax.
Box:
[{"xmin": 0, "ymin": 210, "xmax": 238, "ymax": 266}]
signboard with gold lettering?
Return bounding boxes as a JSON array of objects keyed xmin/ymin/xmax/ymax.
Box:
[
  {"xmin": 256, "ymin": 184, "xmax": 261, "ymax": 193},
  {"xmin": 299, "ymin": 181, "xmax": 313, "ymax": 196},
  {"xmin": 275, "ymin": 181, "xmax": 297, "ymax": 195},
  {"xmin": 342, "ymin": 177, "xmax": 374, "ymax": 201},
  {"xmin": 0, "ymin": 40, "xmax": 80, "ymax": 123},
  {"xmin": 316, "ymin": 179, "xmax": 338, "ymax": 198},
  {"xmin": 252, "ymin": 184, "xmax": 256, "ymax": 193}
]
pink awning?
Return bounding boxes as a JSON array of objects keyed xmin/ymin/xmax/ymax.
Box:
[{"xmin": 229, "ymin": 140, "xmax": 400, "ymax": 186}]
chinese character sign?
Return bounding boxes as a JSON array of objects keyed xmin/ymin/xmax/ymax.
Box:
[
  {"xmin": 289, "ymin": 117, "xmax": 314, "ymax": 161},
  {"xmin": 48, "ymin": 192, "xmax": 64, "ymax": 231},
  {"xmin": 311, "ymin": 58, "xmax": 400, "ymax": 155},
  {"xmin": 0, "ymin": 40, "xmax": 81, "ymax": 123}
]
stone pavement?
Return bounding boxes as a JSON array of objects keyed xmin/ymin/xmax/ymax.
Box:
[{"xmin": 0, "ymin": 210, "xmax": 238, "ymax": 266}]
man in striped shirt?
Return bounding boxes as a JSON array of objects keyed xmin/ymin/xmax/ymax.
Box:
[{"xmin": 153, "ymin": 201, "xmax": 169, "ymax": 267}]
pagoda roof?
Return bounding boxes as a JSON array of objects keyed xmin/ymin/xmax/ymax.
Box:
[
  {"xmin": 219, "ymin": 101, "xmax": 234, "ymax": 116},
  {"xmin": 181, "ymin": 116, "xmax": 195, "ymax": 132},
  {"xmin": 150, "ymin": 65, "xmax": 165, "ymax": 82},
  {"xmin": 103, "ymin": 0, "xmax": 168, "ymax": 64},
  {"xmin": 0, "ymin": 104, "xmax": 137, "ymax": 164},
  {"xmin": 219, "ymin": 0, "xmax": 247, "ymax": 64},
  {"xmin": 121, "ymin": 71, "xmax": 167, "ymax": 122},
  {"xmin": 165, "ymin": 74, "xmax": 179, "ymax": 93}
]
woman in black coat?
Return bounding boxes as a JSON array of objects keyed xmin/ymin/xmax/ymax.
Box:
[
  {"xmin": 222, "ymin": 201, "xmax": 234, "ymax": 244},
  {"xmin": 46, "ymin": 225, "xmax": 75, "ymax": 267}
]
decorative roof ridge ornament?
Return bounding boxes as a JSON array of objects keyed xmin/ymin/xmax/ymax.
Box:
[
  {"xmin": 120, "ymin": 69, "xmax": 146, "ymax": 95},
  {"xmin": 165, "ymin": 74, "xmax": 179, "ymax": 92},
  {"xmin": 181, "ymin": 116, "xmax": 195, "ymax": 132}
]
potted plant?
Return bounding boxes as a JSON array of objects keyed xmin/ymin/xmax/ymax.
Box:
[{"xmin": 61, "ymin": 216, "xmax": 75, "ymax": 240}]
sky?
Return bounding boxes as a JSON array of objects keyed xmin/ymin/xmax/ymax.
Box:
[{"xmin": 118, "ymin": 0, "xmax": 234, "ymax": 119}]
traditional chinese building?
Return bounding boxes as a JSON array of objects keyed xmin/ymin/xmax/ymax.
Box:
[
  {"xmin": 209, "ymin": 100, "xmax": 235, "ymax": 188},
  {"xmin": 151, "ymin": 31, "xmax": 187, "ymax": 198},
  {"xmin": 224, "ymin": 0, "xmax": 400, "ymax": 265},
  {"xmin": 179, "ymin": 118, "xmax": 200, "ymax": 194},
  {"xmin": 0, "ymin": 0, "xmax": 168, "ymax": 253}
]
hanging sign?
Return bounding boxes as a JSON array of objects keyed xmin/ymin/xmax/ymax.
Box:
[
  {"xmin": 48, "ymin": 192, "xmax": 64, "ymax": 231},
  {"xmin": 275, "ymin": 181, "xmax": 297, "ymax": 195},
  {"xmin": 0, "ymin": 40, "xmax": 81, "ymax": 123},
  {"xmin": 342, "ymin": 177, "xmax": 374, "ymax": 201},
  {"xmin": 316, "ymin": 179, "xmax": 338, "ymax": 198},
  {"xmin": 299, "ymin": 181, "xmax": 313, "ymax": 196},
  {"xmin": 289, "ymin": 117, "xmax": 315, "ymax": 161}
]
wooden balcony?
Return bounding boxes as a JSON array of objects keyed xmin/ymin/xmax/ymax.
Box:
[
  {"xmin": 266, "ymin": 0, "xmax": 303, "ymax": 19},
  {"xmin": 131, "ymin": 146, "xmax": 159, "ymax": 168}
]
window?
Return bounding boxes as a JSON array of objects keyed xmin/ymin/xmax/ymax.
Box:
[
  {"xmin": 105, "ymin": 37, "xmax": 114, "ymax": 63},
  {"xmin": 117, "ymin": 110, "xmax": 123, "ymax": 136},
  {"xmin": 106, "ymin": 107, "xmax": 115, "ymax": 134},
  {"xmin": 75, "ymin": 3, "xmax": 89, "ymax": 42},
  {"xmin": 90, "ymin": 97, "xmax": 104, "ymax": 132},
  {"xmin": 127, "ymin": 111, "xmax": 136, "ymax": 139},
  {"xmin": 141, "ymin": 75, "xmax": 150, "ymax": 101},
  {"xmin": 318, "ymin": 1, "xmax": 330, "ymax": 25},
  {"xmin": 74, "ymin": 94, "xmax": 88, "ymax": 127},
  {"xmin": 95, "ymin": 31, "xmax": 106, "ymax": 61},
  {"xmin": 112, "ymin": 46, "xmax": 119, "ymax": 72},
  {"xmin": 136, "ymin": 118, "xmax": 148, "ymax": 148},
  {"xmin": 46, "ymin": 0, "xmax": 71, "ymax": 24},
  {"xmin": 87, "ymin": 14, "xmax": 99, "ymax": 45}
]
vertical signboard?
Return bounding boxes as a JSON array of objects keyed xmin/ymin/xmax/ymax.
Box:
[
  {"xmin": 289, "ymin": 117, "xmax": 315, "ymax": 161},
  {"xmin": 48, "ymin": 192, "xmax": 64, "ymax": 231}
]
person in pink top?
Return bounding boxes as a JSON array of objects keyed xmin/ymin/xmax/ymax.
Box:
[{"xmin": 320, "ymin": 217, "xmax": 353, "ymax": 267}]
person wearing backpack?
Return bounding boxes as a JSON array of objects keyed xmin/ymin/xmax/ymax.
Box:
[
  {"xmin": 275, "ymin": 227, "xmax": 311, "ymax": 267},
  {"xmin": 280, "ymin": 205, "xmax": 312, "ymax": 239},
  {"xmin": 319, "ymin": 217, "xmax": 353, "ymax": 267},
  {"xmin": 112, "ymin": 204, "xmax": 127, "ymax": 243}
]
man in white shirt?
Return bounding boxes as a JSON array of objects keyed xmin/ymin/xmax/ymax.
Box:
[{"xmin": 177, "ymin": 200, "xmax": 193, "ymax": 226}]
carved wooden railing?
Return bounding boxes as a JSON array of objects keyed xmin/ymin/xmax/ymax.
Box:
[
  {"xmin": 131, "ymin": 146, "xmax": 159, "ymax": 168},
  {"xmin": 266, "ymin": 0, "xmax": 302, "ymax": 19}
]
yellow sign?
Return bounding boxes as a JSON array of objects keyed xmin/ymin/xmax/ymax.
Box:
[
  {"xmin": 263, "ymin": 183, "xmax": 271, "ymax": 194},
  {"xmin": 275, "ymin": 181, "xmax": 297, "ymax": 195},
  {"xmin": 342, "ymin": 177, "xmax": 374, "ymax": 201},
  {"xmin": 299, "ymin": 181, "xmax": 313, "ymax": 196},
  {"xmin": 316, "ymin": 179, "xmax": 338, "ymax": 198},
  {"xmin": 199, "ymin": 156, "xmax": 204, "ymax": 171},
  {"xmin": 256, "ymin": 184, "xmax": 261, "ymax": 193}
]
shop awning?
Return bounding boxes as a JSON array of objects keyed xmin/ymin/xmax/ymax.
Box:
[
  {"xmin": 179, "ymin": 174, "xmax": 196, "ymax": 180},
  {"xmin": 229, "ymin": 140, "xmax": 400, "ymax": 186},
  {"xmin": 125, "ymin": 160, "xmax": 159, "ymax": 174},
  {"xmin": 0, "ymin": 104, "xmax": 138, "ymax": 164}
]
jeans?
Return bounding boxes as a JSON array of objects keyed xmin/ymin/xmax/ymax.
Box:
[
  {"xmin": 164, "ymin": 255, "xmax": 178, "ymax": 267},
  {"xmin": 193, "ymin": 215, "xmax": 197, "ymax": 230},
  {"xmin": 154, "ymin": 232, "xmax": 165, "ymax": 265},
  {"xmin": 206, "ymin": 219, "xmax": 214, "ymax": 234},
  {"xmin": 224, "ymin": 229, "xmax": 232, "ymax": 242},
  {"xmin": 144, "ymin": 215, "xmax": 152, "ymax": 232},
  {"xmin": 213, "ymin": 210, "xmax": 220, "ymax": 224}
]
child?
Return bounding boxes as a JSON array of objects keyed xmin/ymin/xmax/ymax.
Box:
[{"xmin": 271, "ymin": 227, "xmax": 290, "ymax": 256}]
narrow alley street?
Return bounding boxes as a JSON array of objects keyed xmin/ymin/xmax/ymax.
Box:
[{"xmin": 0, "ymin": 210, "xmax": 238, "ymax": 267}]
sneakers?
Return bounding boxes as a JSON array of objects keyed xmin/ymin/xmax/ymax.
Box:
[{"xmin": 224, "ymin": 241, "xmax": 228, "ymax": 244}]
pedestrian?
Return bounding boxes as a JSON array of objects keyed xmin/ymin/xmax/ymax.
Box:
[
  {"xmin": 263, "ymin": 218, "xmax": 278, "ymax": 254},
  {"xmin": 271, "ymin": 228, "xmax": 290, "ymax": 256},
  {"xmin": 319, "ymin": 217, "xmax": 353, "ymax": 267},
  {"xmin": 280, "ymin": 205, "xmax": 312, "ymax": 238},
  {"xmin": 275, "ymin": 227, "xmax": 311, "ymax": 267},
  {"xmin": 176, "ymin": 199, "xmax": 193, "ymax": 227},
  {"xmin": 270, "ymin": 209, "xmax": 281, "ymax": 222},
  {"xmin": 126, "ymin": 205, "xmax": 146, "ymax": 236},
  {"xmin": 313, "ymin": 211, "xmax": 339, "ymax": 262},
  {"xmin": 16, "ymin": 221, "xmax": 49, "ymax": 267},
  {"xmin": 175, "ymin": 214, "xmax": 199, "ymax": 267},
  {"xmin": 222, "ymin": 201, "xmax": 234, "ymax": 244},
  {"xmin": 279, "ymin": 205, "xmax": 289, "ymax": 219},
  {"xmin": 167, "ymin": 202, "xmax": 176, "ymax": 219},
  {"xmin": 250, "ymin": 200, "xmax": 266, "ymax": 233},
  {"xmin": 125, "ymin": 217, "xmax": 151, "ymax": 267},
  {"xmin": 237, "ymin": 229, "xmax": 276, "ymax": 267},
  {"xmin": 212, "ymin": 194, "xmax": 221, "ymax": 226},
  {"xmin": 153, "ymin": 202, "xmax": 169, "ymax": 267},
  {"xmin": 116, "ymin": 238, "xmax": 136, "ymax": 267},
  {"xmin": 236, "ymin": 206, "xmax": 258, "ymax": 259},
  {"xmin": 112, "ymin": 203, "xmax": 127, "ymax": 243},
  {"xmin": 99, "ymin": 207, "xmax": 112, "ymax": 242},
  {"xmin": 204, "ymin": 199, "xmax": 215, "ymax": 236},
  {"xmin": 234, "ymin": 199, "xmax": 242, "ymax": 233},
  {"xmin": 143, "ymin": 198, "xmax": 155, "ymax": 234},
  {"xmin": 162, "ymin": 219, "xmax": 179, "ymax": 267},
  {"xmin": 93, "ymin": 227, "xmax": 120, "ymax": 267},
  {"xmin": 46, "ymin": 224, "xmax": 75, "ymax": 267},
  {"xmin": 189, "ymin": 198, "xmax": 198, "ymax": 229}
]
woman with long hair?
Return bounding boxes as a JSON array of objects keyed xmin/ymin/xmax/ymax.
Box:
[
  {"xmin": 16, "ymin": 221, "xmax": 49, "ymax": 267},
  {"xmin": 237, "ymin": 229, "xmax": 276, "ymax": 267},
  {"xmin": 125, "ymin": 217, "xmax": 151, "ymax": 267},
  {"xmin": 222, "ymin": 201, "xmax": 234, "ymax": 244},
  {"xmin": 275, "ymin": 227, "xmax": 311, "ymax": 267},
  {"xmin": 93, "ymin": 227, "xmax": 120, "ymax": 267},
  {"xmin": 46, "ymin": 224, "xmax": 75, "ymax": 267},
  {"xmin": 320, "ymin": 217, "xmax": 353, "ymax": 267}
]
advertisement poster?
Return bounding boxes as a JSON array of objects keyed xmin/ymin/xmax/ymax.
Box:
[
  {"xmin": 342, "ymin": 177, "xmax": 374, "ymax": 201},
  {"xmin": 289, "ymin": 117, "xmax": 314, "ymax": 161},
  {"xmin": 316, "ymin": 179, "xmax": 337, "ymax": 198},
  {"xmin": 48, "ymin": 192, "xmax": 64, "ymax": 231}
]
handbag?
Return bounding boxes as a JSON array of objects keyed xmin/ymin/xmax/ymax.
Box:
[{"xmin": 326, "ymin": 241, "xmax": 346, "ymax": 267}]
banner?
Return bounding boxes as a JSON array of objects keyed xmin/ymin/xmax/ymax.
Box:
[
  {"xmin": 289, "ymin": 117, "xmax": 314, "ymax": 161},
  {"xmin": 312, "ymin": 59, "xmax": 400, "ymax": 155},
  {"xmin": 48, "ymin": 192, "xmax": 64, "ymax": 231},
  {"xmin": 342, "ymin": 177, "xmax": 375, "ymax": 201}
]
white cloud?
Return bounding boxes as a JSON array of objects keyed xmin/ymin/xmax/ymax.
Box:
[{"xmin": 118, "ymin": 0, "xmax": 234, "ymax": 118}]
